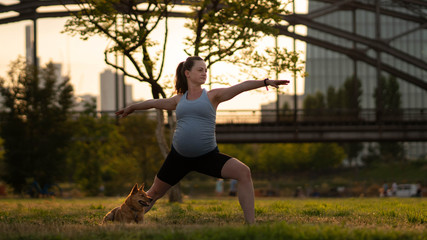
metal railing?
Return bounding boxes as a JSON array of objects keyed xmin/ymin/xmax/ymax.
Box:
[
  {"xmin": 216, "ymin": 108, "xmax": 427, "ymax": 125},
  {"xmin": 93, "ymin": 108, "xmax": 427, "ymax": 125}
]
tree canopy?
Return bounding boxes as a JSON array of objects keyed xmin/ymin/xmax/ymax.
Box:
[{"xmin": 0, "ymin": 58, "xmax": 74, "ymax": 193}]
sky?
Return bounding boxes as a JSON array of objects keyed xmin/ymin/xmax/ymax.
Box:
[{"xmin": 0, "ymin": 1, "xmax": 307, "ymax": 110}]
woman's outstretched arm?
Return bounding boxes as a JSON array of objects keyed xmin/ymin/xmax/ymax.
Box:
[
  {"xmin": 210, "ymin": 79, "xmax": 290, "ymax": 106},
  {"xmin": 115, "ymin": 94, "xmax": 181, "ymax": 118}
]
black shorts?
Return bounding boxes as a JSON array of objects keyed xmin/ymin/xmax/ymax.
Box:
[{"xmin": 156, "ymin": 145, "xmax": 232, "ymax": 186}]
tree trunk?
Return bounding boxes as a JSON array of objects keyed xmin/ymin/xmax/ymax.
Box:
[
  {"xmin": 168, "ymin": 182, "xmax": 183, "ymax": 203},
  {"xmin": 155, "ymin": 109, "xmax": 169, "ymax": 158},
  {"xmin": 154, "ymin": 108, "xmax": 182, "ymax": 203}
]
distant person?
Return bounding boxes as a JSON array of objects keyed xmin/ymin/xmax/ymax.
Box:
[
  {"xmin": 116, "ymin": 56, "xmax": 290, "ymax": 224},
  {"xmin": 392, "ymin": 182, "xmax": 398, "ymax": 196},
  {"xmin": 294, "ymin": 186, "xmax": 305, "ymax": 198},
  {"xmin": 229, "ymin": 179, "xmax": 238, "ymax": 196},
  {"xmin": 382, "ymin": 183, "xmax": 388, "ymax": 197},
  {"xmin": 379, "ymin": 186, "xmax": 384, "ymax": 197},
  {"xmin": 216, "ymin": 179, "xmax": 224, "ymax": 196},
  {"xmin": 310, "ymin": 185, "xmax": 320, "ymax": 197},
  {"xmin": 416, "ymin": 181, "xmax": 422, "ymax": 197},
  {"xmin": 0, "ymin": 183, "xmax": 6, "ymax": 196}
]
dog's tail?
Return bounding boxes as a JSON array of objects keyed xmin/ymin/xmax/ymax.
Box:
[{"xmin": 101, "ymin": 210, "xmax": 116, "ymax": 224}]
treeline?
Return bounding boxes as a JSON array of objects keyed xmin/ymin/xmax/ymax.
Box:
[
  {"xmin": 0, "ymin": 59, "xmax": 165, "ymax": 196},
  {"xmin": 303, "ymin": 75, "xmax": 405, "ymax": 165},
  {"xmin": 219, "ymin": 143, "xmax": 346, "ymax": 175}
]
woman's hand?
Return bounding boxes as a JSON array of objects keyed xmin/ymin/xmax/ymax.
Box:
[
  {"xmin": 115, "ymin": 106, "xmax": 134, "ymax": 118},
  {"xmin": 265, "ymin": 79, "xmax": 290, "ymax": 88}
]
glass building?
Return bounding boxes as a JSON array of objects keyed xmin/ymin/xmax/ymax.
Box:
[{"xmin": 304, "ymin": 0, "xmax": 427, "ymax": 159}]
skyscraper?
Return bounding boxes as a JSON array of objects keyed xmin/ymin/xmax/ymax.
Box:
[
  {"xmin": 25, "ymin": 25, "xmax": 33, "ymax": 64},
  {"xmin": 26, "ymin": 25, "xmax": 65, "ymax": 86},
  {"xmin": 100, "ymin": 69, "xmax": 133, "ymax": 113},
  {"xmin": 25, "ymin": 24, "xmax": 39, "ymax": 67}
]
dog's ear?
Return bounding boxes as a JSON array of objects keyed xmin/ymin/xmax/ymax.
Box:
[
  {"xmin": 131, "ymin": 183, "xmax": 139, "ymax": 195},
  {"xmin": 139, "ymin": 183, "xmax": 145, "ymax": 191}
]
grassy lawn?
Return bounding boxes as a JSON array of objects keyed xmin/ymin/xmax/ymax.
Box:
[{"xmin": 0, "ymin": 197, "xmax": 425, "ymax": 240}]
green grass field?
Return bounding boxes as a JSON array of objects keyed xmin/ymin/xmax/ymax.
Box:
[{"xmin": 0, "ymin": 197, "xmax": 425, "ymax": 240}]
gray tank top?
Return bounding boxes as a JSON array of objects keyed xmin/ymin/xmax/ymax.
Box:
[{"xmin": 172, "ymin": 89, "xmax": 217, "ymax": 157}]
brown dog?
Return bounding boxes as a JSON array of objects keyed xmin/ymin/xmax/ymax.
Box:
[{"xmin": 102, "ymin": 183, "xmax": 153, "ymax": 224}]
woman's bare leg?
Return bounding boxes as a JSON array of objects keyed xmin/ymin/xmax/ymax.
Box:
[
  {"xmin": 221, "ymin": 158, "xmax": 255, "ymax": 224},
  {"xmin": 145, "ymin": 176, "xmax": 172, "ymax": 213}
]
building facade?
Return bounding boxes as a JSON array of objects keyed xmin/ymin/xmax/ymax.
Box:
[
  {"xmin": 304, "ymin": 1, "xmax": 427, "ymax": 159},
  {"xmin": 99, "ymin": 69, "xmax": 133, "ymax": 113}
]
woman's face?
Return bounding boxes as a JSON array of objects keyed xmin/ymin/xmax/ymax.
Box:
[{"xmin": 185, "ymin": 60, "xmax": 207, "ymax": 85}]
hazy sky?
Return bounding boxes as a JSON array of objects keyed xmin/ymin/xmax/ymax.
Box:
[{"xmin": 0, "ymin": 2, "xmax": 307, "ymax": 110}]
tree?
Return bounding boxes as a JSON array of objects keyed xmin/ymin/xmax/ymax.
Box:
[
  {"xmin": 220, "ymin": 142, "xmax": 346, "ymax": 175},
  {"xmin": 185, "ymin": 0, "xmax": 287, "ymax": 65},
  {"xmin": 118, "ymin": 113, "xmax": 164, "ymax": 185},
  {"xmin": 325, "ymin": 75, "xmax": 362, "ymax": 117},
  {"xmin": 373, "ymin": 75, "xmax": 404, "ymax": 163},
  {"xmin": 63, "ymin": 0, "xmax": 174, "ymax": 156},
  {"xmin": 0, "ymin": 58, "xmax": 74, "ymax": 193},
  {"xmin": 67, "ymin": 114, "xmax": 145, "ymax": 196},
  {"xmin": 66, "ymin": 110, "xmax": 163, "ymax": 196},
  {"xmin": 219, "ymin": 144, "xmax": 260, "ymax": 172},
  {"xmin": 81, "ymin": 96, "xmax": 97, "ymax": 117},
  {"xmin": 183, "ymin": 0, "xmax": 308, "ymax": 91},
  {"xmin": 378, "ymin": 75, "xmax": 402, "ymax": 116},
  {"xmin": 334, "ymin": 76, "xmax": 363, "ymax": 167},
  {"xmin": 303, "ymin": 76, "xmax": 364, "ymax": 167},
  {"xmin": 342, "ymin": 75, "xmax": 362, "ymax": 116},
  {"xmin": 303, "ymin": 91, "xmax": 325, "ymax": 119},
  {"xmin": 0, "ymin": 137, "xmax": 5, "ymax": 180},
  {"xmin": 307, "ymin": 143, "xmax": 346, "ymax": 171},
  {"xmin": 257, "ymin": 143, "xmax": 301, "ymax": 174},
  {"xmin": 326, "ymin": 86, "xmax": 340, "ymax": 110}
]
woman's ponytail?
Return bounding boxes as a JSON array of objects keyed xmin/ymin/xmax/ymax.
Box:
[
  {"xmin": 175, "ymin": 56, "xmax": 203, "ymax": 94},
  {"xmin": 175, "ymin": 61, "xmax": 187, "ymax": 94}
]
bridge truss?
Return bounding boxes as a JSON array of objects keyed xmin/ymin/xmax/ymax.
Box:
[{"xmin": 1, "ymin": 0, "xmax": 426, "ymax": 89}]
